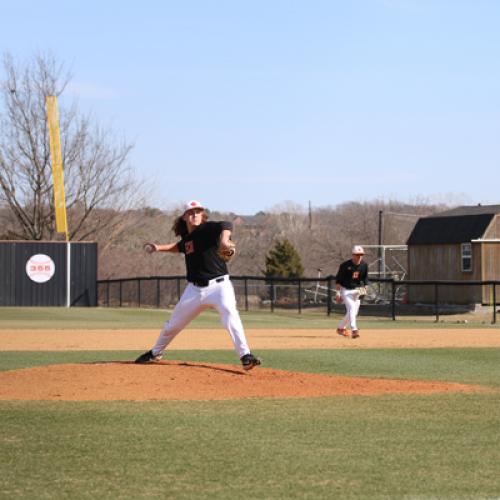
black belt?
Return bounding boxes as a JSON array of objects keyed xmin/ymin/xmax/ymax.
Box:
[{"xmin": 190, "ymin": 276, "xmax": 225, "ymax": 288}]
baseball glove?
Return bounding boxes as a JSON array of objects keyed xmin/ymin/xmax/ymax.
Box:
[
  {"xmin": 143, "ymin": 243, "xmax": 157, "ymax": 254},
  {"xmin": 217, "ymin": 241, "xmax": 236, "ymax": 262},
  {"xmin": 357, "ymin": 286, "xmax": 367, "ymax": 297}
]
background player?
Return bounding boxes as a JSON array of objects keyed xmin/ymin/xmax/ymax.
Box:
[
  {"xmin": 335, "ymin": 245, "xmax": 369, "ymax": 339},
  {"xmin": 135, "ymin": 200, "xmax": 261, "ymax": 371}
]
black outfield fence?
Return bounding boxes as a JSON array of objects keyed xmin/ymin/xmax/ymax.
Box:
[
  {"xmin": 97, "ymin": 275, "xmax": 499, "ymax": 324},
  {"xmin": 0, "ymin": 241, "xmax": 97, "ymax": 307}
]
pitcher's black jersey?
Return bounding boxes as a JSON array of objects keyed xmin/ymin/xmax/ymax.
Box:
[{"xmin": 177, "ymin": 221, "xmax": 232, "ymax": 282}]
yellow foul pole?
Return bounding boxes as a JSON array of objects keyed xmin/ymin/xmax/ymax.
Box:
[
  {"xmin": 46, "ymin": 95, "xmax": 71, "ymax": 307},
  {"xmin": 46, "ymin": 95, "xmax": 69, "ymax": 241}
]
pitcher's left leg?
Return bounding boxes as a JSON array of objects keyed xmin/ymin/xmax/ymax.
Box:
[
  {"xmin": 350, "ymin": 293, "xmax": 361, "ymax": 338},
  {"xmin": 210, "ymin": 280, "xmax": 250, "ymax": 358}
]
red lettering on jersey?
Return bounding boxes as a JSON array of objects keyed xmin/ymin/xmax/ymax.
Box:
[
  {"xmin": 185, "ymin": 241, "xmax": 194, "ymax": 254},
  {"xmin": 353, "ymin": 271, "xmax": 360, "ymax": 279}
]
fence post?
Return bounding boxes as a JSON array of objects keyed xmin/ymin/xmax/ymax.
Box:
[
  {"xmin": 156, "ymin": 279, "xmax": 160, "ymax": 308},
  {"xmin": 177, "ymin": 278, "xmax": 181, "ymax": 301},
  {"xmin": 138, "ymin": 279, "xmax": 141, "ymax": 308},
  {"xmin": 327, "ymin": 276, "xmax": 332, "ymax": 316},
  {"xmin": 434, "ymin": 283, "xmax": 439, "ymax": 322},
  {"xmin": 270, "ymin": 279, "xmax": 275, "ymax": 313},
  {"xmin": 492, "ymin": 283, "xmax": 497, "ymax": 325},
  {"xmin": 119, "ymin": 281, "xmax": 122, "ymax": 307},
  {"xmin": 106, "ymin": 282, "xmax": 110, "ymax": 307},
  {"xmin": 391, "ymin": 279, "xmax": 396, "ymax": 321},
  {"xmin": 298, "ymin": 280, "xmax": 302, "ymax": 314},
  {"xmin": 244, "ymin": 278, "xmax": 249, "ymax": 311}
]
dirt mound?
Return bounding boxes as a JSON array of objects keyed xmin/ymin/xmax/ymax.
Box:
[{"xmin": 0, "ymin": 361, "xmax": 489, "ymax": 401}]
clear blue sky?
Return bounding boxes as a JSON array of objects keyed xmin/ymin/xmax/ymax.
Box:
[{"xmin": 2, "ymin": 0, "xmax": 499, "ymax": 214}]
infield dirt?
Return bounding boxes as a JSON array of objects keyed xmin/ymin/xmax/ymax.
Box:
[
  {"xmin": 2, "ymin": 327, "xmax": 500, "ymax": 350},
  {"xmin": 0, "ymin": 328, "xmax": 498, "ymax": 401}
]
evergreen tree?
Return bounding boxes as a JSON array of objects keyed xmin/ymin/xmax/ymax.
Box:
[{"xmin": 264, "ymin": 239, "xmax": 304, "ymax": 278}]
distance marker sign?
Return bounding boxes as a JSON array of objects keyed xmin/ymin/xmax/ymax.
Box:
[{"xmin": 26, "ymin": 254, "xmax": 56, "ymax": 283}]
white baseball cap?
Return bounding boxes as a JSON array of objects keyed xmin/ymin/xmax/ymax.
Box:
[
  {"xmin": 352, "ymin": 245, "xmax": 365, "ymax": 255},
  {"xmin": 183, "ymin": 200, "xmax": 204, "ymax": 214}
]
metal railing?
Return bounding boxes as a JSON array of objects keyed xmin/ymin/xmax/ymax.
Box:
[{"xmin": 97, "ymin": 275, "xmax": 499, "ymax": 324}]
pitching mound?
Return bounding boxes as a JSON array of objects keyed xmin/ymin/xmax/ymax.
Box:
[{"xmin": 0, "ymin": 361, "xmax": 490, "ymax": 401}]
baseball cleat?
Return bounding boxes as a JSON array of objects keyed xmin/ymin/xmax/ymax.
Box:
[
  {"xmin": 337, "ymin": 328, "xmax": 349, "ymax": 337},
  {"xmin": 134, "ymin": 350, "xmax": 161, "ymax": 364},
  {"xmin": 351, "ymin": 330, "xmax": 360, "ymax": 339},
  {"xmin": 240, "ymin": 353, "xmax": 262, "ymax": 371}
]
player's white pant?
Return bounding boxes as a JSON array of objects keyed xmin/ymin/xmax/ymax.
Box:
[
  {"xmin": 338, "ymin": 287, "xmax": 361, "ymax": 331},
  {"xmin": 151, "ymin": 275, "xmax": 251, "ymax": 358}
]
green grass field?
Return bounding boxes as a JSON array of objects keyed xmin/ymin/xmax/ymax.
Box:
[
  {"xmin": 1, "ymin": 309, "xmax": 499, "ymax": 499},
  {"xmin": 0, "ymin": 306, "xmax": 497, "ymax": 329}
]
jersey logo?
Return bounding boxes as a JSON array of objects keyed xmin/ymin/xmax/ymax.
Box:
[
  {"xmin": 352, "ymin": 271, "xmax": 360, "ymax": 279},
  {"xmin": 185, "ymin": 241, "xmax": 194, "ymax": 255}
]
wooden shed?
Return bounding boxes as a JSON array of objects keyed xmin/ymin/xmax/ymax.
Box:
[{"xmin": 407, "ymin": 205, "xmax": 500, "ymax": 304}]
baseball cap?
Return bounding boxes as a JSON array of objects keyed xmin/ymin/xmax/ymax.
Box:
[
  {"xmin": 183, "ymin": 200, "xmax": 204, "ymax": 214},
  {"xmin": 352, "ymin": 245, "xmax": 365, "ymax": 255}
]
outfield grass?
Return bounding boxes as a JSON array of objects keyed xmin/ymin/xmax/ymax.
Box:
[
  {"xmin": 1, "ymin": 394, "xmax": 499, "ymax": 499},
  {"xmin": 0, "ymin": 306, "xmax": 497, "ymax": 329}
]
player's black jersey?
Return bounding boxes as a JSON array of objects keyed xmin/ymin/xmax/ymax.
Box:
[
  {"xmin": 177, "ymin": 221, "xmax": 232, "ymax": 282},
  {"xmin": 335, "ymin": 259, "xmax": 369, "ymax": 289}
]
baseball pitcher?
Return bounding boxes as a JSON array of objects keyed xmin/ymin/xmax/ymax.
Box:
[{"xmin": 135, "ymin": 200, "xmax": 261, "ymax": 371}]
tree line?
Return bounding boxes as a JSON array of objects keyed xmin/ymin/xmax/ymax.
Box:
[
  {"xmin": 0, "ymin": 52, "xmax": 451, "ymax": 280},
  {"xmin": 97, "ymin": 200, "xmax": 446, "ymax": 280}
]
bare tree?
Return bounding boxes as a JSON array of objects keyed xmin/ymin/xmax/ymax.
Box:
[{"xmin": 0, "ymin": 52, "xmax": 140, "ymax": 241}]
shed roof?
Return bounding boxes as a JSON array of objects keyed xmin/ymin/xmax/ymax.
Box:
[{"xmin": 407, "ymin": 205, "xmax": 500, "ymax": 245}]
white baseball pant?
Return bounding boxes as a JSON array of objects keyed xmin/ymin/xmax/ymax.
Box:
[
  {"xmin": 338, "ymin": 287, "xmax": 361, "ymax": 331},
  {"xmin": 151, "ymin": 275, "xmax": 251, "ymax": 358}
]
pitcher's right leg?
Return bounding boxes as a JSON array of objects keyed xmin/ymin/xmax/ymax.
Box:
[
  {"xmin": 152, "ymin": 284, "xmax": 205, "ymax": 356},
  {"xmin": 135, "ymin": 284, "xmax": 204, "ymax": 363}
]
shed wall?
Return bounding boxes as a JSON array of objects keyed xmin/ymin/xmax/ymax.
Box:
[
  {"xmin": 483, "ymin": 214, "xmax": 500, "ymax": 239},
  {"xmin": 408, "ymin": 244, "xmax": 482, "ymax": 303},
  {"xmin": 481, "ymin": 242, "xmax": 500, "ymax": 303}
]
